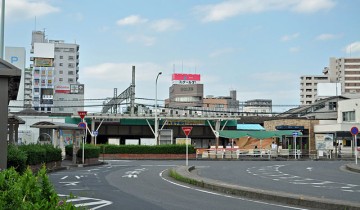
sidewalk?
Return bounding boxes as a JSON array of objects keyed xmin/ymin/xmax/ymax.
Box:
[{"xmin": 60, "ymin": 159, "xmax": 105, "ymax": 169}]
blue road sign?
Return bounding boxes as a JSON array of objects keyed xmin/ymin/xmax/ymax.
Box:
[
  {"xmin": 350, "ymin": 126, "xmax": 359, "ymax": 135},
  {"xmin": 292, "ymin": 132, "xmax": 298, "ymax": 136},
  {"xmin": 78, "ymin": 122, "xmax": 86, "ymax": 128},
  {"xmin": 93, "ymin": 131, "xmax": 98, "ymax": 136}
]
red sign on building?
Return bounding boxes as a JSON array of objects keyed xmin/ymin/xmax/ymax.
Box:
[{"xmin": 172, "ymin": 73, "xmax": 200, "ymax": 81}]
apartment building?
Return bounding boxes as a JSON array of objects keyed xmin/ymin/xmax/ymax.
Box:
[
  {"xmin": 300, "ymin": 57, "xmax": 360, "ymax": 105},
  {"xmin": 30, "ymin": 30, "xmax": 84, "ymax": 113},
  {"xmin": 300, "ymin": 75, "xmax": 329, "ymax": 105},
  {"xmin": 329, "ymin": 57, "xmax": 360, "ymax": 95}
]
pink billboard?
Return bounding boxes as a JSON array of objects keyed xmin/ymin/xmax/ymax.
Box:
[{"xmin": 172, "ymin": 73, "xmax": 201, "ymax": 81}]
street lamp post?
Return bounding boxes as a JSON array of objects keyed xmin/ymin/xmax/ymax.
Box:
[{"xmin": 155, "ymin": 72, "xmax": 162, "ymax": 145}]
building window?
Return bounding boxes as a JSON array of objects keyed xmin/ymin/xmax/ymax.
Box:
[
  {"xmin": 329, "ymin": 102, "xmax": 337, "ymax": 110},
  {"xmin": 59, "ymin": 63, "xmax": 63, "ymax": 67},
  {"xmin": 59, "ymin": 107, "xmax": 64, "ymax": 111},
  {"xmin": 68, "ymin": 56, "xmax": 74, "ymax": 60},
  {"xmin": 68, "ymin": 78, "xmax": 74, "ymax": 83},
  {"xmin": 68, "ymin": 71, "xmax": 74, "ymax": 75},
  {"xmin": 60, "ymin": 56, "xmax": 63, "ymax": 59},
  {"xmin": 59, "ymin": 70, "xmax": 63, "ymax": 74},
  {"xmin": 342, "ymin": 111, "xmax": 355, "ymax": 122},
  {"xmin": 59, "ymin": 78, "xmax": 63, "ymax": 82}
]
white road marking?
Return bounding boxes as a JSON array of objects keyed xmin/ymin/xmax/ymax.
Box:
[
  {"xmin": 159, "ymin": 169, "xmax": 308, "ymax": 210},
  {"xmin": 58, "ymin": 194, "xmax": 112, "ymax": 210},
  {"xmin": 61, "ymin": 176, "xmax": 68, "ymax": 180},
  {"xmin": 306, "ymin": 167, "xmax": 312, "ymax": 171},
  {"xmin": 75, "ymin": 176, "xmax": 80, "ymax": 179},
  {"xmin": 59, "ymin": 181, "xmax": 79, "ymax": 186}
]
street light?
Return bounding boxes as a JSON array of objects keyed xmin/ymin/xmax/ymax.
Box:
[{"xmin": 155, "ymin": 72, "xmax": 162, "ymax": 145}]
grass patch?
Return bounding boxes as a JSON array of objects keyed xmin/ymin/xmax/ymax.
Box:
[{"xmin": 168, "ymin": 168, "xmax": 202, "ymax": 186}]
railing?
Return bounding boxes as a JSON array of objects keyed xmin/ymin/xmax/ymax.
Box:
[{"xmin": 196, "ymin": 148, "xmax": 359, "ymax": 160}]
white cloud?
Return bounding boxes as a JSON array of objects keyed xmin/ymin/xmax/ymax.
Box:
[
  {"xmin": 126, "ymin": 35, "xmax": 156, "ymax": 46},
  {"xmin": 289, "ymin": 47, "xmax": 300, "ymax": 53},
  {"xmin": 281, "ymin": 33, "xmax": 299, "ymax": 42},
  {"xmin": 7, "ymin": 0, "xmax": 60, "ymax": 20},
  {"xmin": 344, "ymin": 42, "xmax": 360, "ymax": 54},
  {"xmin": 315, "ymin": 33, "xmax": 340, "ymax": 41},
  {"xmin": 209, "ymin": 48, "xmax": 235, "ymax": 58},
  {"xmin": 150, "ymin": 19, "xmax": 183, "ymax": 32},
  {"xmin": 292, "ymin": 0, "xmax": 335, "ymax": 13},
  {"xmin": 193, "ymin": 0, "xmax": 335, "ymax": 22},
  {"xmin": 116, "ymin": 15, "xmax": 148, "ymax": 26}
]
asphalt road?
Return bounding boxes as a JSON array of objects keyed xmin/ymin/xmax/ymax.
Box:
[
  {"xmin": 50, "ymin": 160, "xmax": 312, "ymax": 210},
  {"xmin": 194, "ymin": 160, "xmax": 360, "ymax": 203}
]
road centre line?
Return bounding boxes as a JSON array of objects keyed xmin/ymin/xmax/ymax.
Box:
[{"xmin": 159, "ymin": 169, "xmax": 308, "ymax": 210}]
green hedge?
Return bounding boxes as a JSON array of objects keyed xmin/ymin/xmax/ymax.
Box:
[
  {"xmin": 65, "ymin": 144, "xmax": 100, "ymax": 159},
  {"xmin": 7, "ymin": 145, "xmax": 27, "ymax": 174},
  {"xmin": 99, "ymin": 144, "xmax": 196, "ymax": 154},
  {"xmin": 0, "ymin": 166, "xmax": 76, "ymax": 209},
  {"xmin": 7, "ymin": 144, "xmax": 62, "ymax": 173},
  {"xmin": 18, "ymin": 144, "xmax": 62, "ymax": 165}
]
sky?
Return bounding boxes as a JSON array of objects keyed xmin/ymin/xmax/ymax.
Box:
[{"xmin": 5, "ymin": 0, "xmax": 360, "ymax": 113}]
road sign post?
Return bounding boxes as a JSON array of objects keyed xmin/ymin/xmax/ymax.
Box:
[
  {"xmin": 350, "ymin": 127, "xmax": 359, "ymax": 165},
  {"xmin": 182, "ymin": 127, "xmax": 193, "ymax": 166},
  {"xmin": 78, "ymin": 111, "xmax": 87, "ymax": 164},
  {"xmin": 292, "ymin": 132, "xmax": 298, "ymax": 160}
]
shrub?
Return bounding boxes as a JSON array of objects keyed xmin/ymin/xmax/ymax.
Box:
[
  {"xmin": 0, "ymin": 166, "xmax": 77, "ymax": 209},
  {"xmin": 18, "ymin": 144, "xmax": 62, "ymax": 165},
  {"xmin": 99, "ymin": 144, "xmax": 196, "ymax": 154},
  {"xmin": 18, "ymin": 144, "xmax": 46, "ymax": 165},
  {"xmin": 65, "ymin": 144, "xmax": 100, "ymax": 159},
  {"xmin": 7, "ymin": 144, "xmax": 27, "ymax": 173}
]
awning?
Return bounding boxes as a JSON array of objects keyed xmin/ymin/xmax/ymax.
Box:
[
  {"xmin": 30, "ymin": 121, "xmax": 85, "ymax": 130},
  {"xmin": 219, "ymin": 130, "xmax": 302, "ymax": 139},
  {"xmin": 237, "ymin": 124, "xmax": 265, "ymax": 130}
]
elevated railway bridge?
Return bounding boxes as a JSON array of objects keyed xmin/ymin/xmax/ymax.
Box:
[{"xmin": 70, "ymin": 113, "xmax": 241, "ymax": 148}]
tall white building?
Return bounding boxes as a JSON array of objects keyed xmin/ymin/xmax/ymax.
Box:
[
  {"xmin": 300, "ymin": 57, "xmax": 360, "ymax": 105},
  {"xmin": 30, "ymin": 30, "xmax": 84, "ymax": 113},
  {"xmin": 300, "ymin": 74, "xmax": 329, "ymax": 105}
]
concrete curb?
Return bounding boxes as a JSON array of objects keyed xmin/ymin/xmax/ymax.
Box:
[
  {"xmin": 174, "ymin": 166, "xmax": 360, "ymax": 210},
  {"xmin": 346, "ymin": 163, "xmax": 360, "ymax": 173}
]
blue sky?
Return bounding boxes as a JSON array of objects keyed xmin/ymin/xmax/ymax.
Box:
[{"xmin": 5, "ymin": 0, "xmax": 360, "ymax": 112}]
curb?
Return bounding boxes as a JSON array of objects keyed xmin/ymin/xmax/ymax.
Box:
[
  {"xmin": 346, "ymin": 163, "xmax": 360, "ymax": 173},
  {"xmin": 174, "ymin": 166, "xmax": 360, "ymax": 210}
]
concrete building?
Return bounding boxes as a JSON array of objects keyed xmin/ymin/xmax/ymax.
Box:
[
  {"xmin": 243, "ymin": 99, "xmax": 272, "ymax": 116},
  {"xmin": 166, "ymin": 73, "xmax": 203, "ymax": 108},
  {"xmin": 5, "ymin": 47, "xmax": 26, "ymax": 112},
  {"xmin": 300, "ymin": 74, "xmax": 329, "ymax": 105},
  {"xmin": 203, "ymin": 90, "xmax": 239, "ymax": 112},
  {"xmin": 30, "ymin": 30, "xmax": 84, "ymax": 113},
  {"xmin": 300, "ymin": 57, "xmax": 360, "ymax": 105}
]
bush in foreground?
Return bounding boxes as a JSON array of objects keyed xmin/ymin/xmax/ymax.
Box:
[{"xmin": 0, "ymin": 166, "xmax": 76, "ymax": 209}]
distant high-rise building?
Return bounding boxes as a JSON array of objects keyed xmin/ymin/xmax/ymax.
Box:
[
  {"xmin": 300, "ymin": 57, "xmax": 360, "ymax": 105},
  {"xmin": 166, "ymin": 73, "xmax": 203, "ymax": 108},
  {"xmin": 30, "ymin": 30, "xmax": 84, "ymax": 113}
]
